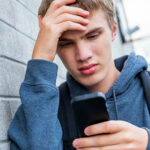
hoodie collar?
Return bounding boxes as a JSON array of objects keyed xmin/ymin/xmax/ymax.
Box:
[
  {"xmin": 66, "ymin": 73, "xmax": 91, "ymax": 98},
  {"xmin": 106, "ymin": 52, "xmax": 148, "ymax": 98}
]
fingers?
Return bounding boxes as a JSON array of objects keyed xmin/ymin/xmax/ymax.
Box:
[
  {"xmin": 84, "ymin": 121, "xmax": 127, "ymax": 136},
  {"xmin": 54, "ymin": 5, "xmax": 89, "ymax": 18},
  {"xmin": 54, "ymin": 5, "xmax": 89, "ymax": 33},
  {"xmin": 42, "ymin": 0, "xmax": 89, "ymax": 35},
  {"xmin": 73, "ymin": 121, "xmax": 148, "ymax": 150},
  {"xmin": 73, "ymin": 132, "xmax": 125, "ymax": 148},
  {"xmin": 45, "ymin": 0, "xmax": 76, "ymax": 17},
  {"xmin": 55, "ymin": 13, "xmax": 89, "ymax": 25},
  {"xmin": 75, "ymin": 144, "xmax": 127, "ymax": 150},
  {"xmin": 59, "ymin": 21, "xmax": 87, "ymax": 34}
]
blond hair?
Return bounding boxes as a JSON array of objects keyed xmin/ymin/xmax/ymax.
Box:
[{"xmin": 38, "ymin": 0, "xmax": 116, "ymax": 30}]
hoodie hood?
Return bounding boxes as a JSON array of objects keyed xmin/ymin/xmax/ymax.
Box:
[{"xmin": 106, "ymin": 52, "xmax": 148, "ymax": 99}]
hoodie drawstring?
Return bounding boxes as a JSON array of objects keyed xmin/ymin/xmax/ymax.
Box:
[{"xmin": 113, "ymin": 90, "xmax": 119, "ymax": 120}]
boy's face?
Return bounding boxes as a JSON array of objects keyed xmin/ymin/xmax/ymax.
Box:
[{"xmin": 57, "ymin": 9, "xmax": 117, "ymax": 90}]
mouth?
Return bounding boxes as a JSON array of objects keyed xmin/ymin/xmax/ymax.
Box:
[{"xmin": 78, "ymin": 64, "xmax": 98, "ymax": 75}]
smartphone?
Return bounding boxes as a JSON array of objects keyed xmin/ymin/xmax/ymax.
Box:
[{"xmin": 71, "ymin": 92, "xmax": 109, "ymax": 137}]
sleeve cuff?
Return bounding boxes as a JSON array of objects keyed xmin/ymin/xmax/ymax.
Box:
[{"xmin": 23, "ymin": 59, "xmax": 58, "ymax": 85}]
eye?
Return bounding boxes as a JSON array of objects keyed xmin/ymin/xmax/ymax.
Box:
[
  {"xmin": 58, "ymin": 42, "xmax": 73, "ymax": 47},
  {"xmin": 87, "ymin": 34, "xmax": 99, "ymax": 39}
]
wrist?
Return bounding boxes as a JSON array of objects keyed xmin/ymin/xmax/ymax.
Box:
[
  {"xmin": 32, "ymin": 30, "xmax": 59, "ymax": 62},
  {"xmin": 32, "ymin": 50, "xmax": 56, "ymax": 62}
]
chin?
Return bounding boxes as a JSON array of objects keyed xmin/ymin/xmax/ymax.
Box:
[
  {"xmin": 78, "ymin": 75, "xmax": 102, "ymax": 90},
  {"xmin": 71, "ymin": 69, "xmax": 105, "ymax": 90}
]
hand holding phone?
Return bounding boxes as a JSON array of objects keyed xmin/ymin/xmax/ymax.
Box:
[{"xmin": 71, "ymin": 92, "xmax": 109, "ymax": 137}]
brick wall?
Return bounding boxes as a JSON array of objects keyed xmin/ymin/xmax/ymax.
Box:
[
  {"xmin": 0, "ymin": 0, "xmax": 67, "ymax": 149},
  {"xmin": 0, "ymin": 1, "xmax": 133, "ymax": 149}
]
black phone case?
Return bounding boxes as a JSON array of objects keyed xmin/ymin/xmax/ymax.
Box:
[{"xmin": 71, "ymin": 92, "xmax": 109, "ymax": 137}]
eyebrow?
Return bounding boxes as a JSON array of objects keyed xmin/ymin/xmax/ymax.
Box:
[{"xmin": 59, "ymin": 27, "xmax": 104, "ymax": 42}]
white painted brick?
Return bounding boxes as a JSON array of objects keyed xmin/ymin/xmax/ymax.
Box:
[
  {"xmin": 0, "ymin": 141, "xmax": 10, "ymax": 150},
  {"xmin": 0, "ymin": 98, "xmax": 21, "ymax": 141},
  {"xmin": 0, "ymin": 100, "xmax": 11, "ymax": 141},
  {"xmin": 0, "ymin": 57, "xmax": 26, "ymax": 96},
  {"xmin": 0, "ymin": 0, "xmax": 39, "ymax": 39},
  {"xmin": 16, "ymin": 0, "xmax": 42, "ymax": 15},
  {"xmin": 9, "ymin": 99, "xmax": 21, "ymax": 119},
  {"xmin": 0, "ymin": 22, "xmax": 34, "ymax": 63}
]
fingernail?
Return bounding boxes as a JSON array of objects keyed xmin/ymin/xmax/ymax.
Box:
[
  {"xmin": 83, "ymin": 11, "xmax": 89, "ymax": 15},
  {"xmin": 85, "ymin": 128, "xmax": 90, "ymax": 135},
  {"xmin": 73, "ymin": 140, "xmax": 79, "ymax": 146}
]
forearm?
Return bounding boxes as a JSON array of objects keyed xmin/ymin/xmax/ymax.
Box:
[{"xmin": 8, "ymin": 60, "xmax": 63, "ymax": 150}]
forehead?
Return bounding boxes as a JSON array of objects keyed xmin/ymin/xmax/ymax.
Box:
[{"xmin": 60, "ymin": 9, "xmax": 109, "ymax": 39}]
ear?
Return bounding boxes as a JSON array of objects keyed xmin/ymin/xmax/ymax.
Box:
[
  {"xmin": 112, "ymin": 20, "xmax": 118, "ymax": 42},
  {"xmin": 38, "ymin": 15, "xmax": 43, "ymax": 28}
]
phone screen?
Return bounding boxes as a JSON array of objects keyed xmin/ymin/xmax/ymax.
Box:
[{"xmin": 71, "ymin": 92, "xmax": 109, "ymax": 137}]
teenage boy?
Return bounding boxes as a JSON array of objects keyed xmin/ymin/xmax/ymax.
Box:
[{"xmin": 8, "ymin": 0, "xmax": 150, "ymax": 149}]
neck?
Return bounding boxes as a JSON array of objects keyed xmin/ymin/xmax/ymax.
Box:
[{"xmin": 88, "ymin": 63, "xmax": 120, "ymax": 94}]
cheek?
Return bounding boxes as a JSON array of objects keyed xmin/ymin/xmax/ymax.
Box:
[
  {"xmin": 91, "ymin": 34, "xmax": 112, "ymax": 54},
  {"xmin": 91, "ymin": 38, "xmax": 112, "ymax": 65},
  {"xmin": 58, "ymin": 50, "xmax": 75, "ymax": 69},
  {"xmin": 91, "ymin": 40, "xmax": 108, "ymax": 57}
]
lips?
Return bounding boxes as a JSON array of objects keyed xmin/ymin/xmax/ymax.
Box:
[{"xmin": 79, "ymin": 64, "xmax": 98, "ymax": 75}]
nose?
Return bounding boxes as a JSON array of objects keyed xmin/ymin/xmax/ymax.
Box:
[{"xmin": 75, "ymin": 42, "xmax": 93, "ymax": 62}]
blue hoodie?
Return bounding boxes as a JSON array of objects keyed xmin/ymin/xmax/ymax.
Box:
[{"xmin": 8, "ymin": 53, "xmax": 150, "ymax": 150}]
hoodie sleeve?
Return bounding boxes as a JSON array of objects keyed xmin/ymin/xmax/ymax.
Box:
[{"xmin": 8, "ymin": 59, "xmax": 63, "ymax": 150}]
